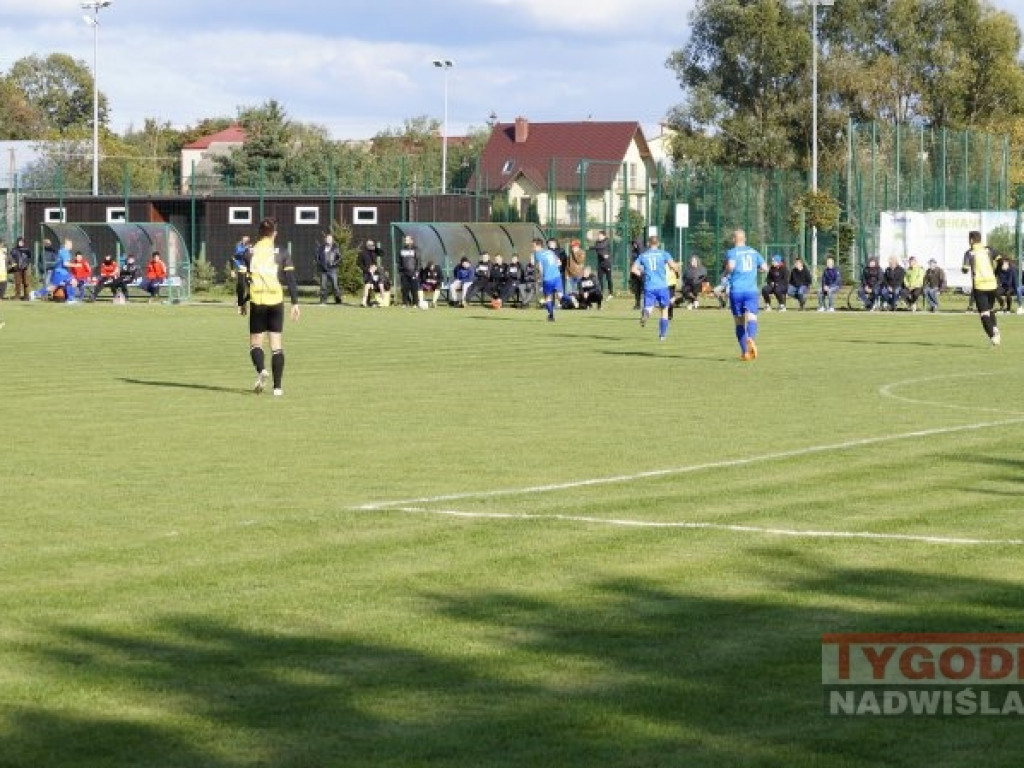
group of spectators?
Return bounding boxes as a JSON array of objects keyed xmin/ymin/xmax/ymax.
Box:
[
  {"xmin": 6, "ymin": 238, "xmax": 167, "ymax": 303},
  {"xmin": 314, "ymin": 234, "xmax": 609, "ymax": 311}
]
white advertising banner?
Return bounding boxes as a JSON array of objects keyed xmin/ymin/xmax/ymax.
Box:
[{"xmin": 877, "ymin": 211, "xmax": 1017, "ymax": 290}]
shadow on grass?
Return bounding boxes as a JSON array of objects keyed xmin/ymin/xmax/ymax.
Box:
[
  {"xmin": 600, "ymin": 349, "xmax": 736, "ymax": 363},
  {"xmin": 838, "ymin": 338, "xmax": 979, "ymax": 350},
  {"xmin": 117, "ymin": 377, "xmax": 250, "ymax": 396},
  {"xmin": 10, "ymin": 562, "xmax": 1024, "ymax": 767}
]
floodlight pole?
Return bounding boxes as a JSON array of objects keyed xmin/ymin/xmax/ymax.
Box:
[
  {"xmin": 82, "ymin": 0, "xmax": 112, "ymax": 197},
  {"xmin": 810, "ymin": 0, "xmax": 834, "ymax": 275},
  {"xmin": 432, "ymin": 59, "xmax": 454, "ymax": 194}
]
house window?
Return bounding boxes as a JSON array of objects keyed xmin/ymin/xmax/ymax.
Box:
[
  {"xmin": 295, "ymin": 206, "xmax": 320, "ymax": 225},
  {"xmin": 106, "ymin": 207, "xmax": 126, "ymax": 222},
  {"xmin": 44, "ymin": 207, "xmax": 66, "ymax": 223},
  {"xmin": 229, "ymin": 207, "xmax": 252, "ymax": 225},
  {"xmin": 352, "ymin": 206, "xmax": 378, "ymax": 225},
  {"xmin": 502, "ymin": 159, "xmax": 515, "ymax": 174},
  {"xmin": 628, "ymin": 163, "xmax": 639, "ymax": 188}
]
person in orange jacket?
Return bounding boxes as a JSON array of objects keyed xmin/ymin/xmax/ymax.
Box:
[
  {"xmin": 90, "ymin": 254, "xmax": 119, "ymax": 301},
  {"xmin": 140, "ymin": 251, "xmax": 167, "ymax": 302},
  {"xmin": 67, "ymin": 251, "xmax": 93, "ymax": 297}
]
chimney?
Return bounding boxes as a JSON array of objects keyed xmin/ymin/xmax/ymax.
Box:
[{"xmin": 514, "ymin": 116, "xmax": 529, "ymax": 144}]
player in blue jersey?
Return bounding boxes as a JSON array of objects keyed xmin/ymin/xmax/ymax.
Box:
[
  {"xmin": 723, "ymin": 229, "xmax": 768, "ymax": 361},
  {"xmin": 532, "ymin": 238, "xmax": 563, "ymax": 321},
  {"xmin": 630, "ymin": 235, "xmax": 679, "ymax": 341}
]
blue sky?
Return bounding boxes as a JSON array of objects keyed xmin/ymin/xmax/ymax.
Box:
[{"xmin": 1, "ymin": 0, "xmax": 1023, "ymax": 140}]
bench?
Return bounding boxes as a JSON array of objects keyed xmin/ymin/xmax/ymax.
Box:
[{"xmin": 125, "ymin": 276, "xmax": 184, "ymax": 302}]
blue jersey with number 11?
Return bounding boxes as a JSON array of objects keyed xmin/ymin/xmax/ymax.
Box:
[
  {"xmin": 637, "ymin": 249, "xmax": 672, "ymax": 290},
  {"xmin": 726, "ymin": 246, "xmax": 765, "ymax": 293}
]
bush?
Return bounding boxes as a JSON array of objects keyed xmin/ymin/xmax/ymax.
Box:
[{"xmin": 191, "ymin": 260, "xmax": 217, "ymax": 293}]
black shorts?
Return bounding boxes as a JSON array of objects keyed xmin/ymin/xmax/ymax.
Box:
[
  {"xmin": 973, "ymin": 289, "xmax": 996, "ymax": 314},
  {"xmin": 250, "ymin": 302, "xmax": 284, "ymax": 334}
]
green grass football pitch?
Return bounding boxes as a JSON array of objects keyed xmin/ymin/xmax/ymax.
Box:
[{"xmin": 2, "ymin": 297, "xmax": 1023, "ymax": 768}]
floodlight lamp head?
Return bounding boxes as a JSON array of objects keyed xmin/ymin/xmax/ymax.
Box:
[{"xmin": 432, "ymin": 59, "xmax": 454, "ymax": 69}]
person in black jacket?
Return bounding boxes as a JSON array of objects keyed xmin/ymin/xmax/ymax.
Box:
[
  {"xmin": 358, "ymin": 239, "xmax": 381, "ymax": 307},
  {"xmin": 111, "ymin": 253, "xmax": 140, "ymax": 303},
  {"xmin": 464, "ymin": 253, "xmax": 493, "ymax": 304},
  {"xmin": 316, "ymin": 233, "xmax": 342, "ymax": 304},
  {"xmin": 9, "ymin": 236, "xmax": 32, "ymax": 300},
  {"xmin": 519, "ymin": 259, "xmax": 537, "ymax": 307},
  {"xmin": 397, "ymin": 234, "xmax": 423, "ymax": 307},
  {"xmin": 762, "ymin": 255, "xmax": 788, "ymax": 311},
  {"xmin": 881, "ymin": 256, "xmax": 905, "ymax": 311},
  {"xmin": 995, "ymin": 255, "xmax": 1019, "ymax": 314},
  {"xmin": 786, "ymin": 257, "xmax": 812, "ymax": 310},
  {"xmin": 859, "ymin": 257, "xmax": 882, "ymax": 310},
  {"xmin": 576, "ymin": 266, "xmax": 603, "ymax": 309},
  {"xmin": 594, "ymin": 230, "xmax": 613, "ymax": 295},
  {"xmin": 547, "ymin": 238, "xmax": 568, "ymax": 294},
  {"xmin": 419, "ymin": 260, "xmax": 443, "ymax": 308},
  {"xmin": 679, "ymin": 256, "xmax": 708, "ymax": 309},
  {"xmin": 501, "ymin": 254, "xmax": 524, "ymax": 304},
  {"xmin": 923, "ymin": 258, "xmax": 946, "ymax": 312}
]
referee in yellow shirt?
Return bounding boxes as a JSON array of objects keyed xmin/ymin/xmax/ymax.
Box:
[
  {"xmin": 239, "ymin": 217, "xmax": 301, "ymax": 395},
  {"xmin": 962, "ymin": 230, "xmax": 1000, "ymax": 347}
]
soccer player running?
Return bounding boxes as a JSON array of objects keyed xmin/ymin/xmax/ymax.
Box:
[
  {"xmin": 630, "ymin": 235, "xmax": 679, "ymax": 341},
  {"xmin": 532, "ymin": 238, "xmax": 562, "ymax": 321},
  {"xmin": 962, "ymin": 230, "xmax": 1001, "ymax": 347},
  {"xmin": 239, "ymin": 217, "xmax": 301, "ymax": 396},
  {"xmin": 723, "ymin": 229, "xmax": 767, "ymax": 361}
]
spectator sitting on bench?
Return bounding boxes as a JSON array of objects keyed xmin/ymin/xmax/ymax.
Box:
[
  {"xmin": 464, "ymin": 253, "xmax": 493, "ymax": 304},
  {"xmin": 576, "ymin": 266, "xmax": 603, "ymax": 309},
  {"xmin": 489, "ymin": 254, "xmax": 509, "ymax": 305},
  {"xmin": 518, "ymin": 257, "xmax": 538, "ymax": 307},
  {"xmin": 419, "ymin": 261, "xmax": 443, "ymax": 308},
  {"xmin": 91, "ymin": 254, "xmax": 119, "ymax": 301},
  {"xmin": 712, "ymin": 273, "xmax": 729, "ymax": 309},
  {"xmin": 140, "ymin": 251, "xmax": 167, "ymax": 302},
  {"xmin": 923, "ymin": 258, "xmax": 946, "ymax": 312},
  {"xmin": 679, "ymin": 256, "xmax": 708, "ymax": 309},
  {"xmin": 762, "ymin": 255, "xmax": 788, "ymax": 311},
  {"xmin": 68, "ymin": 251, "xmax": 93, "ymax": 295},
  {"xmin": 859, "ymin": 256, "xmax": 882, "ymax": 310},
  {"xmin": 903, "ymin": 256, "xmax": 925, "ymax": 311},
  {"xmin": 787, "ymin": 257, "xmax": 812, "ymax": 310},
  {"xmin": 500, "ymin": 254, "xmax": 525, "ymax": 305},
  {"xmin": 995, "ymin": 255, "xmax": 1019, "ymax": 314},
  {"xmin": 880, "ymin": 256, "xmax": 904, "ymax": 311},
  {"xmin": 112, "ymin": 254, "xmax": 139, "ymax": 303},
  {"xmin": 817, "ymin": 255, "xmax": 841, "ymax": 312},
  {"xmin": 448, "ymin": 257, "xmax": 473, "ymax": 306}
]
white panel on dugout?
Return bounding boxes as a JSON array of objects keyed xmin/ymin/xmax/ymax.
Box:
[{"xmin": 877, "ymin": 211, "xmax": 1016, "ymax": 291}]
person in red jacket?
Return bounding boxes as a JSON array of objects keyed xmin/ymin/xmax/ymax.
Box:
[
  {"xmin": 90, "ymin": 254, "xmax": 119, "ymax": 301},
  {"xmin": 68, "ymin": 251, "xmax": 93, "ymax": 299},
  {"xmin": 140, "ymin": 251, "xmax": 167, "ymax": 302}
]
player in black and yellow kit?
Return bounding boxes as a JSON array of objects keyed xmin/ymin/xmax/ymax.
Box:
[
  {"xmin": 962, "ymin": 230, "xmax": 1000, "ymax": 347},
  {"xmin": 238, "ymin": 217, "xmax": 301, "ymax": 395}
]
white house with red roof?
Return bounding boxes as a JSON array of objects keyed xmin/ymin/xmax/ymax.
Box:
[
  {"xmin": 180, "ymin": 124, "xmax": 246, "ymax": 191},
  {"xmin": 468, "ymin": 117, "xmax": 655, "ymax": 230}
]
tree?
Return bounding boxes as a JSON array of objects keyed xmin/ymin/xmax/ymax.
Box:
[
  {"xmin": 7, "ymin": 53, "xmax": 106, "ymax": 134},
  {"xmin": 0, "ymin": 78, "xmax": 45, "ymax": 139},
  {"xmin": 666, "ymin": 0, "xmax": 808, "ymax": 168},
  {"xmin": 215, "ymin": 100, "xmax": 293, "ymax": 189}
]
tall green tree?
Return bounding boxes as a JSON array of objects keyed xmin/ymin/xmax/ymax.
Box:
[
  {"xmin": 7, "ymin": 53, "xmax": 106, "ymax": 134},
  {"xmin": 666, "ymin": 0, "xmax": 808, "ymax": 168},
  {"xmin": 215, "ymin": 100, "xmax": 293, "ymax": 189}
]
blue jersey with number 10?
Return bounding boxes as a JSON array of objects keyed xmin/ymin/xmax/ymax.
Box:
[
  {"xmin": 636, "ymin": 249, "xmax": 672, "ymax": 290},
  {"xmin": 725, "ymin": 246, "xmax": 765, "ymax": 293}
]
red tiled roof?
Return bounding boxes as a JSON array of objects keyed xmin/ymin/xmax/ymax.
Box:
[
  {"xmin": 468, "ymin": 120, "xmax": 650, "ymax": 193},
  {"xmin": 183, "ymin": 124, "xmax": 246, "ymax": 150}
]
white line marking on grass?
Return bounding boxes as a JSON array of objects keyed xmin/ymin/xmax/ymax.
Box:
[
  {"xmin": 878, "ymin": 372, "xmax": 1024, "ymax": 415},
  {"xmin": 356, "ymin": 416, "xmax": 1024, "ymax": 510},
  {"xmin": 388, "ymin": 507, "xmax": 1024, "ymax": 546}
]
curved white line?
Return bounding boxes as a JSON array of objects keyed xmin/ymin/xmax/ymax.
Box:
[{"xmin": 877, "ymin": 372, "xmax": 1024, "ymax": 414}]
